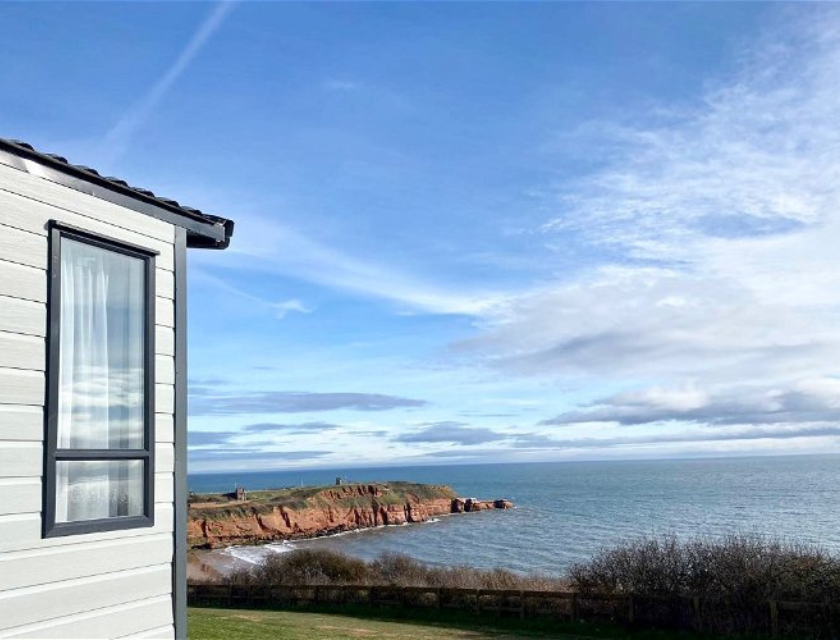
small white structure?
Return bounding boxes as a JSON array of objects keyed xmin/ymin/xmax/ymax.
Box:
[{"xmin": 0, "ymin": 138, "xmax": 233, "ymax": 639}]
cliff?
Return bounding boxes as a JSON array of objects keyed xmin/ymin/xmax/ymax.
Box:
[{"xmin": 188, "ymin": 482, "xmax": 513, "ymax": 549}]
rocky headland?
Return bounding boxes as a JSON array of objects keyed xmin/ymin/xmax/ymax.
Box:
[{"xmin": 188, "ymin": 482, "xmax": 513, "ymax": 549}]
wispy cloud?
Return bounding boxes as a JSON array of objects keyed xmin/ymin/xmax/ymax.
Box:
[
  {"xmin": 189, "ymin": 390, "xmax": 427, "ymax": 416},
  {"xmin": 192, "ymin": 269, "xmax": 313, "ymax": 320},
  {"xmin": 541, "ymin": 11, "xmax": 840, "ymax": 258},
  {"xmin": 542, "ymin": 379, "xmax": 840, "ymax": 428},
  {"xmin": 414, "ymin": 424, "xmax": 840, "ymax": 462},
  {"xmin": 242, "ymin": 421, "xmax": 342, "ymax": 434},
  {"xmin": 101, "ymin": 2, "xmax": 237, "ymax": 163},
  {"xmin": 272, "ymin": 299, "xmax": 312, "ymax": 319},
  {"xmin": 456, "ymin": 9, "xmax": 840, "ymax": 443},
  {"xmin": 217, "ymin": 216, "xmax": 503, "ymax": 316},
  {"xmin": 322, "ymin": 79, "xmax": 360, "ymax": 92},
  {"xmin": 189, "ymin": 449, "xmax": 330, "ymax": 463},
  {"xmin": 515, "ymin": 425, "xmax": 840, "ymax": 452},
  {"xmin": 394, "ymin": 423, "xmax": 507, "ymax": 445},
  {"xmin": 188, "ymin": 431, "xmax": 240, "ymax": 446}
]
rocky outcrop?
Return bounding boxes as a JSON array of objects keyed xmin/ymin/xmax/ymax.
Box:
[
  {"xmin": 188, "ymin": 482, "xmax": 513, "ymax": 549},
  {"xmin": 451, "ymin": 497, "xmax": 514, "ymax": 513}
]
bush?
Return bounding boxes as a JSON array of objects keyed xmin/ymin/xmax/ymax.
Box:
[
  {"xmin": 569, "ymin": 533, "xmax": 840, "ymax": 604},
  {"xmin": 215, "ymin": 548, "xmax": 565, "ymax": 591},
  {"xmin": 254, "ymin": 549, "xmax": 371, "ymax": 585},
  {"xmin": 370, "ymin": 552, "xmax": 432, "ymax": 586}
]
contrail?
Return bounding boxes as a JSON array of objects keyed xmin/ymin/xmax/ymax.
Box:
[{"xmin": 101, "ymin": 1, "xmax": 237, "ymax": 164}]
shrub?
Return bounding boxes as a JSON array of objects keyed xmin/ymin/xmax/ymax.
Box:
[
  {"xmin": 569, "ymin": 533, "xmax": 840, "ymax": 604},
  {"xmin": 252, "ymin": 549, "xmax": 372, "ymax": 585},
  {"xmin": 215, "ymin": 548, "xmax": 565, "ymax": 591},
  {"xmin": 370, "ymin": 552, "xmax": 432, "ymax": 586}
]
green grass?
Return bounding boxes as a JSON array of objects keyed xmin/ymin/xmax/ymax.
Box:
[
  {"xmin": 188, "ymin": 606, "xmax": 727, "ymax": 640},
  {"xmin": 188, "ymin": 606, "xmax": 600, "ymax": 639}
]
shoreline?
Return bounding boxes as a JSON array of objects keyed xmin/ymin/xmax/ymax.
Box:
[
  {"xmin": 187, "ymin": 550, "xmax": 226, "ymax": 582},
  {"xmin": 188, "ymin": 514, "xmax": 454, "ymax": 579}
]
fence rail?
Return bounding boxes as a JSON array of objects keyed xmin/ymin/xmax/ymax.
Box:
[{"xmin": 187, "ymin": 582, "xmax": 840, "ymax": 637}]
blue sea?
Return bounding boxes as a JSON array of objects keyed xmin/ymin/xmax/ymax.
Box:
[{"xmin": 189, "ymin": 455, "xmax": 840, "ymax": 576}]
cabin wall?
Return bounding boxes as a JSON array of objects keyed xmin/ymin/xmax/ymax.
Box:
[{"xmin": 0, "ymin": 161, "xmax": 177, "ymax": 639}]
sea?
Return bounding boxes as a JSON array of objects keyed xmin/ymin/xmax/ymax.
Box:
[{"xmin": 188, "ymin": 454, "xmax": 840, "ymax": 576}]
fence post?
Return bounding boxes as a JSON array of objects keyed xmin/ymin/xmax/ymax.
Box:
[
  {"xmin": 228, "ymin": 584, "xmax": 234, "ymax": 606},
  {"xmin": 370, "ymin": 586, "xmax": 377, "ymax": 608},
  {"xmin": 769, "ymin": 600, "xmax": 779, "ymax": 637},
  {"xmin": 313, "ymin": 586, "xmax": 320, "ymax": 605},
  {"xmin": 627, "ymin": 594, "xmax": 634, "ymax": 625},
  {"xmin": 436, "ymin": 587, "xmax": 442, "ymax": 610},
  {"xmin": 476, "ymin": 589, "xmax": 482, "ymax": 614},
  {"xmin": 520, "ymin": 590, "xmax": 526, "ymax": 620},
  {"xmin": 571, "ymin": 593, "xmax": 578, "ymax": 622}
]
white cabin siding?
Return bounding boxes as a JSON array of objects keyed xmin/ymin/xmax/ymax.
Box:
[
  {"xmin": 0, "ymin": 331, "xmax": 45, "ymax": 370},
  {"xmin": 0, "ymin": 505, "xmax": 174, "ymax": 554},
  {"xmin": 0, "ymin": 162, "xmax": 177, "ymax": 639},
  {"xmin": 0, "ymin": 479, "xmax": 41, "ymax": 516},
  {"xmin": 0, "ymin": 295, "xmax": 43, "ymax": 336},
  {"xmin": 4, "ymin": 596, "xmax": 173, "ymax": 639},
  {"xmin": 0, "ymin": 565, "xmax": 171, "ymax": 632}
]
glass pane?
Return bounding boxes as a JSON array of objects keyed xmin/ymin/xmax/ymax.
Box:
[
  {"xmin": 57, "ymin": 238, "xmax": 146, "ymax": 449},
  {"xmin": 55, "ymin": 460, "xmax": 144, "ymax": 522}
]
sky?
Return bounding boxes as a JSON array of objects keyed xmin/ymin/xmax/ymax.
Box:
[{"xmin": 4, "ymin": 2, "xmax": 840, "ymax": 473}]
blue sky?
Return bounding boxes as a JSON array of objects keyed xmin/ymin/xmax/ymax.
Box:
[{"xmin": 5, "ymin": 3, "xmax": 840, "ymax": 472}]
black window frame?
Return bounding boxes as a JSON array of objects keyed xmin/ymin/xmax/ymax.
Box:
[{"xmin": 44, "ymin": 221, "xmax": 157, "ymax": 537}]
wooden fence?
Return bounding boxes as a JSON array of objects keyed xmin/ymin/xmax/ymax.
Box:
[{"xmin": 187, "ymin": 583, "xmax": 840, "ymax": 637}]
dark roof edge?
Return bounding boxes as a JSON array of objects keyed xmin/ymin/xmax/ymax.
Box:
[{"xmin": 0, "ymin": 138, "xmax": 234, "ymax": 250}]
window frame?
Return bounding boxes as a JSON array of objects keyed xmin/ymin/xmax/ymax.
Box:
[{"xmin": 43, "ymin": 221, "xmax": 157, "ymax": 537}]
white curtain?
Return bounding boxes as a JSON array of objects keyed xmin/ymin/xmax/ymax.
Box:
[{"xmin": 55, "ymin": 239, "xmax": 145, "ymax": 522}]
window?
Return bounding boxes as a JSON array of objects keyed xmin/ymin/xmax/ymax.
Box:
[{"xmin": 44, "ymin": 223, "xmax": 156, "ymax": 536}]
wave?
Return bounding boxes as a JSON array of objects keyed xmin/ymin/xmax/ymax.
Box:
[
  {"xmin": 223, "ymin": 520, "xmax": 423, "ymax": 564},
  {"xmin": 225, "ymin": 540, "xmax": 297, "ymax": 565}
]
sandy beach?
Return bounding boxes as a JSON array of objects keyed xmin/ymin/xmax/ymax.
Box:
[{"xmin": 187, "ymin": 550, "xmax": 230, "ymax": 582}]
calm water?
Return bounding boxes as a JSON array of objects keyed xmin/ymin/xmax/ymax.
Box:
[{"xmin": 189, "ymin": 455, "xmax": 840, "ymax": 575}]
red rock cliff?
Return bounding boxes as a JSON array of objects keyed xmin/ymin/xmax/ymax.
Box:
[{"xmin": 188, "ymin": 482, "xmax": 512, "ymax": 549}]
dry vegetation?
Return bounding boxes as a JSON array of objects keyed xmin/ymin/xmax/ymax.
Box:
[
  {"xmin": 197, "ymin": 535, "xmax": 840, "ymax": 636},
  {"xmin": 569, "ymin": 533, "xmax": 840, "ymax": 604},
  {"xmin": 211, "ymin": 534, "xmax": 840, "ymax": 603},
  {"xmin": 222, "ymin": 549, "xmax": 566, "ymax": 591}
]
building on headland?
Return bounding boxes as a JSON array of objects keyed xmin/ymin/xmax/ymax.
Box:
[{"xmin": 0, "ymin": 138, "xmax": 234, "ymax": 639}]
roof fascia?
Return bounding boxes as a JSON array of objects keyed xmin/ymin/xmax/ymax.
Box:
[{"xmin": 0, "ymin": 141, "xmax": 228, "ymax": 248}]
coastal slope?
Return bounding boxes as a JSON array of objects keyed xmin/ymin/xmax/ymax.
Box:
[{"xmin": 188, "ymin": 482, "xmax": 512, "ymax": 549}]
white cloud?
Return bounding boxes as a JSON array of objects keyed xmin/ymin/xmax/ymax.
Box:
[
  {"xmin": 454, "ymin": 8, "xmax": 840, "ymax": 443},
  {"xmin": 101, "ymin": 2, "xmax": 237, "ymax": 163},
  {"xmin": 189, "ymin": 7, "xmax": 840, "ymax": 463},
  {"xmin": 272, "ymin": 299, "xmax": 312, "ymax": 319},
  {"xmin": 191, "ymin": 269, "xmax": 314, "ymax": 320},
  {"xmin": 462, "ymin": 11, "xmax": 840, "ymax": 379},
  {"xmin": 542, "ymin": 9, "xmax": 840, "ymax": 258},
  {"xmin": 215, "ymin": 213, "xmax": 504, "ymax": 316},
  {"xmin": 322, "ymin": 79, "xmax": 360, "ymax": 92}
]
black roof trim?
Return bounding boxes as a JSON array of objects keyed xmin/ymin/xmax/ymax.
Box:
[{"xmin": 0, "ymin": 137, "xmax": 234, "ymax": 250}]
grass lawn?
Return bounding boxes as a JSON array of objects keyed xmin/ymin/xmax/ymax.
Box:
[
  {"xmin": 188, "ymin": 606, "xmax": 616, "ymax": 639},
  {"xmin": 188, "ymin": 606, "xmax": 724, "ymax": 639}
]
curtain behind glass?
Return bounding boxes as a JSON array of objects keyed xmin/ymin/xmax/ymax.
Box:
[
  {"xmin": 56, "ymin": 461, "xmax": 144, "ymax": 522},
  {"xmin": 56, "ymin": 238, "xmax": 145, "ymax": 522}
]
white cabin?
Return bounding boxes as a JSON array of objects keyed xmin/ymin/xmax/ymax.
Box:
[{"xmin": 0, "ymin": 138, "xmax": 233, "ymax": 639}]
